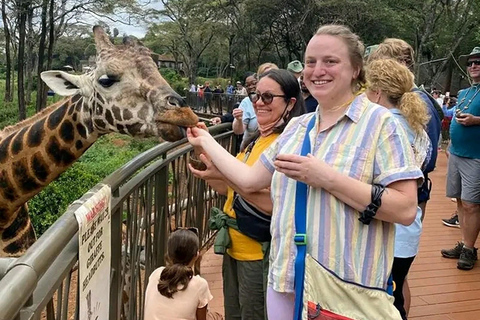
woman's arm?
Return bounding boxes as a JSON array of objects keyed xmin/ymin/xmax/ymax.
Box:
[
  {"xmin": 190, "ymin": 153, "xmax": 273, "ymax": 213},
  {"xmin": 196, "ymin": 306, "xmax": 207, "ymax": 320},
  {"xmin": 232, "ymin": 108, "xmax": 246, "ymax": 134},
  {"xmin": 274, "ymin": 153, "xmax": 417, "ymax": 225},
  {"xmin": 187, "ymin": 127, "xmax": 272, "ymax": 193},
  {"xmin": 225, "ymin": 178, "xmax": 273, "ymax": 214},
  {"xmin": 205, "ymin": 178, "xmax": 228, "ymax": 195}
]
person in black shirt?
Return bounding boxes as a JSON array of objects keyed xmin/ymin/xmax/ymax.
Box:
[{"xmin": 300, "ymin": 73, "xmax": 318, "ymax": 113}]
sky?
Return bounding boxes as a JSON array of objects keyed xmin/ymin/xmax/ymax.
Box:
[
  {"xmin": 0, "ymin": 1, "xmax": 164, "ymax": 39},
  {"xmin": 86, "ymin": 1, "xmax": 164, "ymax": 38}
]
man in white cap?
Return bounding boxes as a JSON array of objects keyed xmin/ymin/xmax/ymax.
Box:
[
  {"xmin": 441, "ymin": 47, "xmax": 480, "ymax": 270},
  {"xmin": 287, "ymin": 60, "xmax": 303, "ymax": 80}
]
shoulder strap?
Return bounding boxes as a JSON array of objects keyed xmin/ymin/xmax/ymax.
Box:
[{"xmin": 293, "ymin": 115, "xmax": 316, "ymax": 320}]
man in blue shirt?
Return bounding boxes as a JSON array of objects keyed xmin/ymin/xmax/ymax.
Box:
[
  {"xmin": 441, "ymin": 47, "xmax": 480, "ymax": 270},
  {"xmin": 226, "ymin": 81, "xmax": 235, "ymax": 95}
]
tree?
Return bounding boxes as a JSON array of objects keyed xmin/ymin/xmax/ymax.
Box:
[
  {"xmin": 2, "ymin": 0, "xmax": 13, "ymax": 102},
  {"xmin": 17, "ymin": 0, "xmax": 32, "ymax": 120},
  {"xmin": 151, "ymin": 0, "xmax": 221, "ymax": 84}
]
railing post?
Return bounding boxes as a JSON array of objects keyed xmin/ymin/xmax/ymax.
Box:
[
  {"xmin": 109, "ymin": 199, "xmax": 123, "ymax": 320},
  {"xmin": 155, "ymin": 165, "xmax": 169, "ymax": 268}
]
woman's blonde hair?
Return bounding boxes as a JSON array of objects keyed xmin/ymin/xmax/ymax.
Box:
[
  {"xmin": 315, "ymin": 24, "xmax": 365, "ymax": 91},
  {"xmin": 366, "ymin": 59, "xmax": 429, "ymax": 134},
  {"xmin": 367, "ymin": 38, "xmax": 415, "ymax": 71},
  {"xmin": 257, "ymin": 62, "xmax": 279, "ymax": 76}
]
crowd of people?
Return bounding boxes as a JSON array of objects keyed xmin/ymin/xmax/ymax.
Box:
[{"xmin": 142, "ymin": 24, "xmax": 480, "ymax": 320}]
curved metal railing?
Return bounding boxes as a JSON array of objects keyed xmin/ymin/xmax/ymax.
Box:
[{"xmin": 0, "ymin": 123, "xmax": 236, "ymax": 320}]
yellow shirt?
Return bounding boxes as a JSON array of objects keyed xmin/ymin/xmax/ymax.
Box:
[{"xmin": 224, "ymin": 133, "xmax": 279, "ymax": 261}]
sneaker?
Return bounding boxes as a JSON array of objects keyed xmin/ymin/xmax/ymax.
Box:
[
  {"xmin": 442, "ymin": 213, "xmax": 460, "ymax": 228},
  {"xmin": 457, "ymin": 247, "xmax": 478, "ymax": 270},
  {"xmin": 441, "ymin": 241, "xmax": 464, "ymax": 259}
]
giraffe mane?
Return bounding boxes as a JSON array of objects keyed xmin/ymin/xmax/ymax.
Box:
[{"xmin": 0, "ymin": 97, "xmax": 73, "ymax": 138}]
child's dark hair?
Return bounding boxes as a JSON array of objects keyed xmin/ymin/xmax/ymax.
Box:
[{"xmin": 157, "ymin": 229, "xmax": 199, "ymax": 298}]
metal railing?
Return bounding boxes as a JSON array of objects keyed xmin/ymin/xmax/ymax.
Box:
[
  {"xmin": 185, "ymin": 91, "xmax": 247, "ymax": 114},
  {"xmin": 0, "ymin": 123, "xmax": 236, "ymax": 320}
]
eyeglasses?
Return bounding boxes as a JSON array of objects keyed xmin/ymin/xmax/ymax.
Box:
[
  {"xmin": 467, "ymin": 60, "xmax": 480, "ymax": 67},
  {"xmin": 251, "ymin": 92, "xmax": 286, "ymax": 105},
  {"xmin": 174, "ymin": 227, "xmax": 199, "ymax": 235}
]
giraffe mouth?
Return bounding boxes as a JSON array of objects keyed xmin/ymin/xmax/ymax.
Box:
[
  {"xmin": 154, "ymin": 121, "xmax": 196, "ymax": 141},
  {"xmin": 154, "ymin": 107, "xmax": 199, "ymax": 141}
]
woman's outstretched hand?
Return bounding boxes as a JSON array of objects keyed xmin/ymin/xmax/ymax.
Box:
[
  {"xmin": 188, "ymin": 153, "xmax": 224, "ymax": 181},
  {"xmin": 187, "ymin": 124, "xmax": 211, "ymax": 148},
  {"xmin": 274, "ymin": 153, "xmax": 336, "ymax": 189}
]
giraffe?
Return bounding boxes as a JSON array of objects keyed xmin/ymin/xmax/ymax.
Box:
[{"xmin": 0, "ymin": 26, "xmax": 199, "ymax": 258}]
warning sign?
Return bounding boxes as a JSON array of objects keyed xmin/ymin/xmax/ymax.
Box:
[{"xmin": 74, "ymin": 184, "xmax": 111, "ymax": 320}]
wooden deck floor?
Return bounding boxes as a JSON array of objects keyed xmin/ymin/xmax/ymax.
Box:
[{"xmin": 200, "ymin": 151, "xmax": 480, "ymax": 319}]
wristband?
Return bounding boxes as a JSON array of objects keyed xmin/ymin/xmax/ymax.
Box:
[{"xmin": 358, "ymin": 184, "xmax": 385, "ymax": 225}]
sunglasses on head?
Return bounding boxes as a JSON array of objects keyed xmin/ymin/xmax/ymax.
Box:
[
  {"xmin": 467, "ymin": 60, "xmax": 480, "ymax": 67},
  {"xmin": 251, "ymin": 92, "xmax": 286, "ymax": 105},
  {"xmin": 174, "ymin": 227, "xmax": 199, "ymax": 235}
]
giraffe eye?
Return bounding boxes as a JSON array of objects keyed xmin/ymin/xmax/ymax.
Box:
[{"xmin": 98, "ymin": 74, "xmax": 120, "ymax": 88}]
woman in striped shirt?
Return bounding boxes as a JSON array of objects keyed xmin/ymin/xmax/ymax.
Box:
[{"xmin": 187, "ymin": 25, "xmax": 422, "ymax": 320}]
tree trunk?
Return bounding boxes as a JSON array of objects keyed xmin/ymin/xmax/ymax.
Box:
[
  {"xmin": 36, "ymin": 0, "xmax": 49, "ymax": 111},
  {"xmin": 1, "ymin": 0, "xmax": 13, "ymax": 102},
  {"xmin": 444, "ymin": 59, "xmax": 453, "ymax": 94},
  {"xmin": 25, "ymin": 5, "xmax": 34, "ymax": 105},
  {"xmin": 46, "ymin": 0, "xmax": 55, "ymax": 70},
  {"xmin": 17, "ymin": 0, "xmax": 29, "ymax": 121},
  {"xmin": 39, "ymin": 0, "xmax": 56, "ymax": 111}
]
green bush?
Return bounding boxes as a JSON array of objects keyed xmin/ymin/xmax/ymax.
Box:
[
  {"xmin": 29, "ymin": 163, "xmax": 101, "ymax": 235},
  {"xmin": 28, "ymin": 134, "xmax": 159, "ymax": 235}
]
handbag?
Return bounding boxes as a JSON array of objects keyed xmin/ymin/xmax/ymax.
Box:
[
  {"xmin": 293, "ymin": 115, "xmax": 402, "ymax": 320},
  {"xmin": 232, "ymin": 193, "xmax": 272, "ymax": 242}
]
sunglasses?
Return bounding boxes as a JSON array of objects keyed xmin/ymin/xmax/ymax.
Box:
[
  {"xmin": 174, "ymin": 227, "xmax": 199, "ymax": 235},
  {"xmin": 467, "ymin": 60, "xmax": 480, "ymax": 67},
  {"xmin": 251, "ymin": 92, "xmax": 286, "ymax": 105}
]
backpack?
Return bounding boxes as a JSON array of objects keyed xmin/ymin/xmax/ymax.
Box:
[{"xmin": 413, "ymin": 87, "xmax": 444, "ymax": 121}]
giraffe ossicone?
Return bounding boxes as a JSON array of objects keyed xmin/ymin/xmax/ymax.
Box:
[{"xmin": 0, "ymin": 26, "xmax": 198, "ymax": 257}]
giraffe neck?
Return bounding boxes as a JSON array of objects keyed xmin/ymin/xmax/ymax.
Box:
[{"xmin": 0, "ymin": 94, "xmax": 102, "ymax": 256}]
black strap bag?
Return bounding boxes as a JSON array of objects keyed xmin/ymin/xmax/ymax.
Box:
[{"xmin": 232, "ymin": 193, "xmax": 271, "ymax": 242}]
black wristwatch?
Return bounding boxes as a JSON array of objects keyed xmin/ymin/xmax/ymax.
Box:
[{"xmin": 358, "ymin": 184, "xmax": 385, "ymax": 225}]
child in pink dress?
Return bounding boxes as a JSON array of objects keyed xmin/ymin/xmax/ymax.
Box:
[{"xmin": 144, "ymin": 228, "xmax": 221, "ymax": 320}]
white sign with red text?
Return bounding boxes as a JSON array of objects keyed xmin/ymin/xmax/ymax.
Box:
[{"xmin": 74, "ymin": 184, "xmax": 112, "ymax": 320}]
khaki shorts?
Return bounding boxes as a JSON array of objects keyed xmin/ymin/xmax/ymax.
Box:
[{"xmin": 446, "ymin": 154, "xmax": 480, "ymax": 203}]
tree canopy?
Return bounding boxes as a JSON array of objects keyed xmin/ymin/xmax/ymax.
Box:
[{"xmin": 2, "ymin": 0, "xmax": 480, "ymax": 115}]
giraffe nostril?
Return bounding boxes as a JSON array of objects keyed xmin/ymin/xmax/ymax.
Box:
[{"xmin": 167, "ymin": 95, "xmax": 187, "ymax": 108}]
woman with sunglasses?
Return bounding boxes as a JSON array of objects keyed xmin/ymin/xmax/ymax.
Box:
[
  {"xmin": 189, "ymin": 69, "xmax": 305, "ymax": 320},
  {"xmin": 187, "ymin": 25, "xmax": 423, "ymax": 320},
  {"xmin": 144, "ymin": 228, "xmax": 222, "ymax": 320}
]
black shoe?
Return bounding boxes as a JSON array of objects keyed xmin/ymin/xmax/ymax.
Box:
[
  {"xmin": 442, "ymin": 213, "xmax": 460, "ymax": 228},
  {"xmin": 457, "ymin": 247, "xmax": 478, "ymax": 270},
  {"xmin": 441, "ymin": 241, "xmax": 464, "ymax": 259}
]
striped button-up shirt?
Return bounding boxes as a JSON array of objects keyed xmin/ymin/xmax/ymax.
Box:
[{"xmin": 260, "ymin": 94, "xmax": 423, "ymax": 293}]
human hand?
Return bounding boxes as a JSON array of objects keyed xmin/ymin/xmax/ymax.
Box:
[
  {"xmin": 455, "ymin": 113, "xmax": 479, "ymax": 126},
  {"xmin": 232, "ymin": 108, "xmax": 243, "ymax": 121},
  {"xmin": 186, "ymin": 126, "xmax": 212, "ymax": 148},
  {"xmin": 274, "ymin": 153, "xmax": 336, "ymax": 189},
  {"xmin": 196, "ymin": 122, "xmax": 209, "ymax": 131},
  {"xmin": 210, "ymin": 117, "xmax": 222, "ymax": 125},
  {"xmin": 188, "ymin": 153, "xmax": 224, "ymax": 181}
]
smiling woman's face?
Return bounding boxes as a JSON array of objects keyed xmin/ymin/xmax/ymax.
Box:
[
  {"xmin": 303, "ymin": 34, "xmax": 358, "ymax": 105},
  {"xmin": 253, "ymin": 77, "xmax": 288, "ymax": 126}
]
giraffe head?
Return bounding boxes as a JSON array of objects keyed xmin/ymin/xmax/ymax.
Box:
[{"xmin": 40, "ymin": 26, "xmax": 198, "ymax": 142}]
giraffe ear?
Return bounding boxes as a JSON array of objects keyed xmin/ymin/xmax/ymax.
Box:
[{"xmin": 41, "ymin": 71, "xmax": 82, "ymax": 96}]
